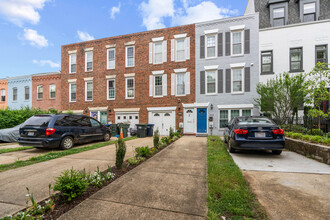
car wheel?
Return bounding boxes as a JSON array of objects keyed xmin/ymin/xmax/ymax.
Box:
[
  {"xmin": 228, "ymin": 140, "xmax": 236, "ymax": 153},
  {"xmin": 272, "ymin": 150, "xmax": 282, "ymax": 155},
  {"xmin": 103, "ymin": 132, "xmax": 111, "ymax": 141},
  {"xmin": 60, "ymin": 136, "xmax": 74, "ymax": 150}
]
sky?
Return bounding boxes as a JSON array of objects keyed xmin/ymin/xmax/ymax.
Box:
[{"xmin": 0, "ymin": 0, "xmax": 248, "ymax": 78}]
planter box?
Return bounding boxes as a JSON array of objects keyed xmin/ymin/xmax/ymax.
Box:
[{"xmin": 285, "ymin": 137, "xmax": 330, "ymax": 165}]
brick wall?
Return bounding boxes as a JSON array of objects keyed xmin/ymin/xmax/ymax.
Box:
[
  {"xmin": 61, "ymin": 24, "xmax": 195, "ymax": 128},
  {"xmin": 32, "ymin": 73, "xmax": 62, "ymax": 111},
  {"xmin": 0, "ymin": 79, "xmax": 7, "ymax": 109}
]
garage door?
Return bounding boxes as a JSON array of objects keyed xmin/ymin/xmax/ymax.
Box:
[
  {"xmin": 149, "ymin": 112, "xmax": 175, "ymax": 136},
  {"xmin": 115, "ymin": 113, "xmax": 139, "ymax": 130}
]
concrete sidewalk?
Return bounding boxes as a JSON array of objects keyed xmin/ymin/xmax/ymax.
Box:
[
  {"xmin": 59, "ymin": 136, "xmax": 208, "ymax": 220},
  {"xmin": 0, "ymin": 137, "xmax": 152, "ymax": 218}
]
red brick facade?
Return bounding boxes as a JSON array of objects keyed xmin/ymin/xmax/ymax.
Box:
[
  {"xmin": 61, "ymin": 24, "xmax": 195, "ymax": 129},
  {"xmin": 0, "ymin": 79, "xmax": 7, "ymax": 109},
  {"xmin": 32, "ymin": 73, "xmax": 62, "ymax": 111}
]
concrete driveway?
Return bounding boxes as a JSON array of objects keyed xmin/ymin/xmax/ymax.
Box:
[
  {"xmin": 230, "ymin": 150, "xmax": 330, "ymax": 220},
  {"xmin": 0, "ymin": 137, "xmax": 152, "ymax": 218}
]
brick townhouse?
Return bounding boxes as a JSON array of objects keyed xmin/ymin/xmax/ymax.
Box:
[
  {"xmin": 32, "ymin": 72, "xmax": 62, "ymax": 111},
  {"xmin": 61, "ymin": 24, "xmax": 195, "ymax": 135},
  {"xmin": 0, "ymin": 79, "xmax": 7, "ymax": 109}
]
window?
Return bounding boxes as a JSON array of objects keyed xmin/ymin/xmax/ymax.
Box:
[
  {"xmin": 206, "ymin": 71, "xmax": 216, "ymax": 94},
  {"xmin": 49, "ymin": 84, "xmax": 56, "ymax": 99},
  {"xmin": 154, "ymin": 75, "xmax": 163, "ymax": 97},
  {"xmin": 231, "ymin": 110, "xmax": 239, "ymax": 119},
  {"xmin": 37, "ymin": 86, "xmax": 43, "ymax": 99},
  {"xmin": 290, "ymin": 48, "xmax": 303, "ymax": 72},
  {"xmin": 176, "ymin": 74, "xmax": 185, "ymax": 96},
  {"xmin": 126, "ymin": 46, "xmax": 134, "ymax": 67},
  {"xmin": 13, "ymin": 87, "xmax": 17, "ymax": 101},
  {"xmin": 231, "ymin": 31, "xmax": 243, "ymax": 55},
  {"xmin": 219, "ymin": 109, "xmax": 252, "ymax": 128},
  {"xmin": 261, "ymin": 51, "xmax": 273, "ymax": 74},
  {"xmin": 273, "ymin": 7, "xmax": 285, "ymax": 26},
  {"xmin": 219, "ymin": 110, "xmax": 228, "ymax": 128},
  {"xmin": 206, "ymin": 35, "xmax": 216, "ymax": 58},
  {"xmin": 90, "ymin": 118, "xmax": 100, "ymax": 127},
  {"xmin": 69, "ymin": 53, "xmax": 76, "ymax": 73},
  {"xmin": 154, "ymin": 42, "xmax": 163, "ymax": 64},
  {"xmin": 232, "ymin": 68, "xmax": 244, "ymax": 93},
  {"xmin": 85, "ymin": 51, "xmax": 93, "ymax": 71},
  {"xmin": 107, "ymin": 79, "xmax": 115, "ymax": 100},
  {"xmin": 242, "ymin": 109, "xmax": 251, "ymax": 116},
  {"xmin": 1, "ymin": 89, "xmax": 5, "ymax": 102},
  {"xmin": 303, "ymin": 2, "xmax": 316, "ymax": 22},
  {"xmin": 85, "ymin": 81, "xmax": 93, "ymax": 101},
  {"xmin": 126, "ymin": 77, "xmax": 134, "ymax": 99},
  {"xmin": 176, "ymin": 39, "xmax": 185, "ymax": 61},
  {"xmin": 69, "ymin": 83, "xmax": 76, "ymax": 102},
  {"xmin": 316, "ymin": 45, "xmax": 328, "ymax": 64},
  {"xmin": 25, "ymin": 86, "xmax": 29, "ymax": 100},
  {"xmin": 107, "ymin": 48, "xmax": 115, "ymax": 69}
]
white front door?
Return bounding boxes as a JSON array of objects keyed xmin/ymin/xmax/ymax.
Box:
[
  {"xmin": 150, "ymin": 112, "xmax": 174, "ymax": 136},
  {"xmin": 184, "ymin": 108, "xmax": 194, "ymax": 134}
]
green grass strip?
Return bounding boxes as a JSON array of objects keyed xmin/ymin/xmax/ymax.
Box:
[
  {"xmin": 207, "ymin": 136, "xmax": 268, "ymax": 220},
  {"xmin": 0, "ymin": 146, "xmax": 34, "ymax": 154},
  {"xmin": 0, "ymin": 136, "xmax": 137, "ymax": 172}
]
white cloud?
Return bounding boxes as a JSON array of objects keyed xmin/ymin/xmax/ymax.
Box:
[
  {"xmin": 110, "ymin": 3, "xmax": 121, "ymax": 20},
  {"xmin": 0, "ymin": 0, "xmax": 50, "ymax": 26},
  {"xmin": 139, "ymin": 0, "xmax": 174, "ymax": 30},
  {"xmin": 32, "ymin": 59, "xmax": 60, "ymax": 68},
  {"xmin": 172, "ymin": 1, "xmax": 239, "ymax": 26},
  {"xmin": 77, "ymin": 31, "xmax": 94, "ymax": 42},
  {"xmin": 22, "ymin": 28, "xmax": 48, "ymax": 47}
]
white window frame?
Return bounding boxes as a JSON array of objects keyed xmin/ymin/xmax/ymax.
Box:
[
  {"xmin": 153, "ymin": 74, "xmax": 163, "ymax": 97},
  {"xmin": 125, "ymin": 77, "xmax": 135, "ymax": 99},
  {"xmin": 205, "ymin": 34, "xmax": 217, "ymax": 59},
  {"xmin": 125, "ymin": 46, "xmax": 135, "ymax": 67},
  {"xmin": 205, "ymin": 70, "xmax": 217, "ymax": 95},
  {"xmin": 85, "ymin": 81, "xmax": 93, "ymax": 101},
  {"xmin": 37, "ymin": 85, "xmax": 43, "ymax": 100},
  {"xmin": 218, "ymin": 108, "xmax": 252, "ymax": 129},
  {"xmin": 1, "ymin": 89, "xmax": 5, "ymax": 102},
  {"xmin": 176, "ymin": 73, "xmax": 186, "ymax": 96},
  {"xmin": 12, "ymin": 87, "xmax": 17, "ymax": 101},
  {"xmin": 153, "ymin": 41, "xmax": 163, "ymax": 64},
  {"xmin": 69, "ymin": 53, "xmax": 76, "ymax": 73},
  {"xmin": 85, "ymin": 51, "xmax": 93, "ymax": 72},
  {"xmin": 24, "ymin": 86, "xmax": 30, "ymax": 100},
  {"xmin": 69, "ymin": 83, "xmax": 76, "ymax": 102},
  {"xmin": 107, "ymin": 48, "xmax": 115, "ymax": 69},
  {"xmin": 175, "ymin": 38, "xmax": 186, "ymax": 62},
  {"xmin": 231, "ymin": 30, "xmax": 244, "ymax": 56},
  {"xmin": 49, "ymin": 84, "xmax": 56, "ymax": 99},
  {"xmin": 231, "ymin": 67, "xmax": 244, "ymax": 94},
  {"xmin": 107, "ymin": 79, "xmax": 115, "ymax": 100}
]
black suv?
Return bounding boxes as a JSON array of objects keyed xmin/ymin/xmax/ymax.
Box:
[{"xmin": 18, "ymin": 114, "xmax": 111, "ymax": 150}]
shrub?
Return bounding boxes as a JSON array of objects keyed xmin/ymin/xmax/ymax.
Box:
[
  {"xmin": 153, "ymin": 129, "xmax": 160, "ymax": 148},
  {"xmin": 174, "ymin": 131, "xmax": 181, "ymax": 138},
  {"xmin": 302, "ymin": 135, "xmax": 312, "ymax": 142},
  {"xmin": 321, "ymin": 138, "xmax": 330, "ymax": 145},
  {"xmin": 285, "ymin": 132, "xmax": 293, "ymax": 137},
  {"xmin": 326, "ymin": 133, "xmax": 330, "ymax": 139},
  {"xmin": 135, "ymin": 146, "xmax": 150, "ymax": 158},
  {"xmin": 127, "ymin": 156, "xmax": 145, "ymax": 166},
  {"xmin": 87, "ymin": 167, "xmax": 104, "ymax": 188},
  {"xmin": 115, "ymin": 138, "xmax": 126, "ymax": 169},
  {"xmin": 161, "ymin": 137, "xmax": 170, "ymax": 144},
  {"xmin": 53, "ymin": 168, "xmax": 89, "ymax": 201},
  {"xmin": 159, "ymin": 142, "xmax": 167, "ymax": 148},
  {"xmin": 291, "ymin": 125, "xmax": 307, "ymax": 134},
  {"xmin": 291, "ymin": 133, "xmax": 303, "ymax": 140},
  {"xmin": 310, "ymin": 135, "xmax": 323, "ymax": 144},
  {"xmin": 307, "ymin": 129, "xmax": 324, "ymax": 136},
  {"xmin": 169, "ymin": 127, "xmax": 174, "ymax": 139}
]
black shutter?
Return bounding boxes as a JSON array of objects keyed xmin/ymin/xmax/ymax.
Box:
[
  {"xmin": 218, "ymin": 70, "xmax": 223, "ymax": 93},
  {"xmin": 226, "ymin": 69, "xmax": 231, "ymax": 93},
  {"xmin": 225, "ymin": 32, "xmax": 230, "ymax": 56},
  {"xmin": 200, "ymin": 71, "xmax": 205, "ymax": 94},
  {"xmin": 218, "ymin": 33, "xmax": 223, "ymax": 57},
  {"xmin": 245, "ymin": 67, "xmax": 250, "ymax": 92},
  {"xmin": 200, "ymin": 36, "xmax": 205, "ymax": 59},
  {"xmin": 244, "ymin": 29, "xmax": 250, "ymax": 54}
]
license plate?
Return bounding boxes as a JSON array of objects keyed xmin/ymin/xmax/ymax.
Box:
[
  {"xmin": 28, "ymin": 132, "xmax": 34, "ymax": 136},
  {"xmin": 255, "ymin": 132, "xmax": 265, "ymax": 138}
]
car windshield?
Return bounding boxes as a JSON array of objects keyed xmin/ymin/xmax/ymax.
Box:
[
  {"xmin": 23, "ymin": 115, "xmax": 52, "ymax": 127},
  {"xmin": 238, "ymin": 117, "xmax": 274, "ymax": 125}
]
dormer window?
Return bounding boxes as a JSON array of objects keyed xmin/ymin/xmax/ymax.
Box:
[
  {"xmin": 303, "ymin": 2, "xmax": 316, "ymax": 22},
  {"xmin": 273, "ymin": 7, "xmax": 285, "ymax": 26}
]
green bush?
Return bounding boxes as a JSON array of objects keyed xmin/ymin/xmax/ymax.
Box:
[
  {"xmin": 115, "ymin": 138, "xmax": 126, "ymax": 169},
  {"xmin": 285, "ymin": 132, "xmax": 293, "ymax": 137},
  {"xmin": 153, "ymin": 129, "xmax": 160, "ymax": 148},
  {"xmin": 307, "ymin": 129, "xmax": 324, "ymax": 136},
  {"xmin": 302, "ymin": 135, "xmax": 312, "ymax": 142},
  {"xmin": 310, "ymin": 135, "xmax": 323, "ymax": 144},
  {"xmin": 53, "ymin": 168, "xmax": 89, "ymax": 202},
  {"xmin": 291, "ymin": 133, "xmax": 303, "ymax": 139},
  {"xmin": 127, "ymin": 156, "xmax": 145, "ymax": 166},
  {"xmin": 161, "ymin": 136, "xmax": 170, "ymax": 144},
  {"xmin": 135, "ymin": 146, "xmax": 150, "ymax": 158},
  {"xmin": 326, "ymin": 133, "xmax": 330, "ymax": 139},
  {"xmin": 321, "ymin": 138, "xmax": 330, "ymax": 145},
  {"xmin": 169, "ymin": 127, "xmax": 174, "ymax": 139}
]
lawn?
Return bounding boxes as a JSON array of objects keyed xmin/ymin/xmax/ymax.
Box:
[
  {"xmin": 207, "ymin": 136, "xmax": 268, "ymax": 219},
  {"xmin": 0, "ymin": 146, "xmax": 33, "ymax": 154}
]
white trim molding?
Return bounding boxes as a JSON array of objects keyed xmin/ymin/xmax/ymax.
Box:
[
  {"xmin": 217, "ymin": 104, "xmax": 254, "ymax": 109},
  {"xmin": 204, "ymin": 29, "xmax": 219, "ymax": 35},
  {"xmin": 174, "ymin": 33, "xmax": 187, "ymax": 39},
  {"xmin": 88, "ymin": 107, "xmax": 108, "ymax": 111},
  {"xmin": 182, "ymin": 102, "xmax": 210, "ymax": 108},
  {"xmin": 204, "ymin": 65, "xmax": 219, "ymax": 70},
  {"xmin": 124, "ymin": 73, "xmax": 135, "ymax": 77},
  {"xmin": 68, "ymin": 79, "xmax": 77, "ymax": 83},
  {"xmin": 230, "ymin": 25, "xmax": 245, "ymax": 31},
  {"xmin": 68, "ymin": 50, "xmax": 77, "ymax": 54},
  {"xmin": 152, "ymin": 70, "xmax": 164, "ymax": 75},
  {"xmin": 84, "ymin": 77, "xmax": 93, "ymax": 81},
  {"xmin": 106, "ymin": 44, "xmax": 116, "ymax": 48},
  {"xmin": 106, "ymin": 75, "xmax": 116, "ymax": 79},
  {"xmin": 147, "ymin": 106, "xmax": 177, "ymax": 111},
  {"xmin": 152, "ymin": 37, "xmax": 164, "ymax": 42},
  {"xmin": 84, "ymin": 47, "xmax": 93, "ymax": 51},
  {"xmin": 174, "ymin": 68, "xmax": 187, "ymax": 73},
  {"xmin": 230, "ymin": 63, "xmax": 246, "ymax": 68},
  {"xmin": 125, "ymin": 41, "xmax": 135, "ymax": 46},
  {"xmin": 114, "ymin": 108, "xmax": 140, "ymax": 112}
]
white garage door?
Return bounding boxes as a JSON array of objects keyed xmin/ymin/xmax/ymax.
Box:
[
  {"xmin": 149, "ymin": 112, "xmax": 175, "ymax": 136},
  {"xmin": 115, "ymin": 113, "xmax": 139, "ymax": 130}
]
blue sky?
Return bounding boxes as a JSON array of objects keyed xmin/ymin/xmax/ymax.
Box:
[{"xmin": 0, "ymin": 0, "xmax": 248, "ymax": 78}]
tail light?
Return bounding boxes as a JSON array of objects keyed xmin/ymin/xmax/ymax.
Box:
[
  {"xmin": 46, "ymin": 128, "xmax": 56, "ymax": 136},
  {"xmin": 272, "ymin": 129, "xmax": 284, "ymax": 135},
  {"xmin": 234, "ymin": 129, "xmax": 248, "ymax": 135}
]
